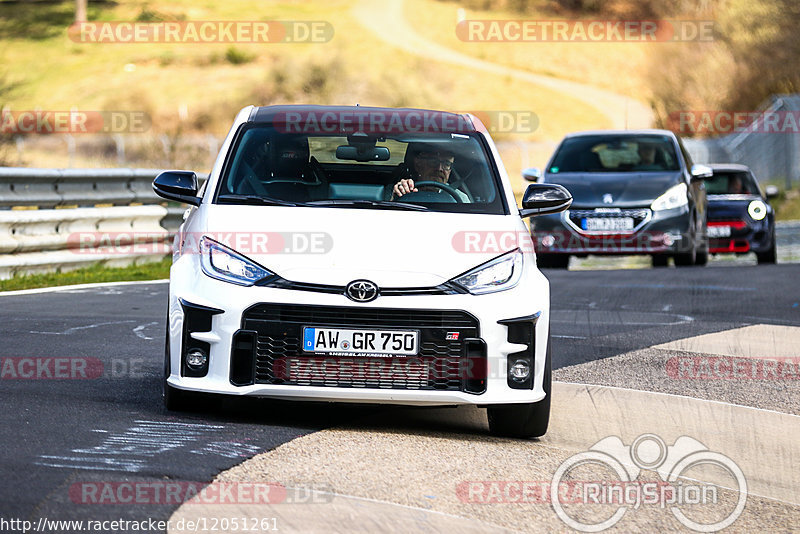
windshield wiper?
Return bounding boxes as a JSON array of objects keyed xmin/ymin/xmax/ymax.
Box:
[
  {"xmin": 217, "ymin": 194, "xmax": 302, "ymax": 207},
  {"xmin": 304, "ymin": 200, "xmax": 429, "ymax": 211}
]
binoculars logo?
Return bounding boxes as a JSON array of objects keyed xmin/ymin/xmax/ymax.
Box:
[{"xmin": 551, "ymin": 434, "xmax": 747, "ymax": 532}]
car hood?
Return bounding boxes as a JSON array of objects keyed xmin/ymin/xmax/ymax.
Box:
[
  {"xmin": 199, "ymin": 205, "xmax": 526, "ymax": 286},
  {"xmin": 707, "ymin": 194, "xmax": 764, "ymax": 219},
  {"xmin": 544, "ymin": 171, "xmax": 682, "ymax": 208}
]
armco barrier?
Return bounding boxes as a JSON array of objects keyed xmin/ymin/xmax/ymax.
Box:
[
  {"xmin": 0, "ymin": 206, "xmax": 170, "ymax": 279},
  {"xmin": 0, "ymin": 167, "xmax": 164, "ymax": 208},
  {"xmin": 0, "ymin": 167, "xmax": 204, "ymax": 279}
]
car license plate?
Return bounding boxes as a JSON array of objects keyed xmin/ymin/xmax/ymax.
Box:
[
  {"xmin": 708, "ymin": 225, "xmax": 732, "ymax": 238},
  {"xmin": 582, "ymin": 217, "xmax": 634, "ymax": 231},
  {"xmin": 303, "ymin": 327, "xmax": 419, "ymax": 356}
]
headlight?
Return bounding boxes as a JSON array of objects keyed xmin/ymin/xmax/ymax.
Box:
[
  {"xmin": 748, "ymin": 200, "xmax": 767, "ymax": 221},
  {"xmin": 451, "ymin": 249, "xmax": 523, "ymax": 295},
  {"xmin": 199, "ymin": 236, "xmax": 272, "ymax": 286},
  {"xmin": 651, "ymin": 183, "xmax": 688, "ymax": 211}
]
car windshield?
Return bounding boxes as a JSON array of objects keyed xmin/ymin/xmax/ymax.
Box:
[
  {"xmin": 215, "ymin": 124, "xmax": 506, "ymax": 214},
  {"xmin": 706, "ymin": 171, "xmax": 759, "ymax": 195},
  {"xmin": 548, "ymin": 134, "xmax": 680, "ymax": 173}
]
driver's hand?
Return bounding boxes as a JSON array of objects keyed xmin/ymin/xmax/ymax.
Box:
[{"xmin": 392, "ymin": 178, "xmax": 418, "ymax": 198}]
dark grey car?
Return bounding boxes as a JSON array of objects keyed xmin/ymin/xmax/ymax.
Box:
[{"xmin": 526, "ymin": 130, "xmax": 711, "ymax": 268}]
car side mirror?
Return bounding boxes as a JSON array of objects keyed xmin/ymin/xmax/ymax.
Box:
[
  {"xmin": 520, "ymin": 183, "xmax": 572, "ymax": 218},
  {"xmin": 522, "ymin": 167, "xmax": 543, "ymax": 182},
  {"xmin": 765, "ymin": 185, "xmax": 779, "ymax": 199},
  {"xmin": 153, "ymin": 171, "xmax": 201, "ymax": 206},
  {"xmin": 690, "ymin": 164, "xmax": 713, "ymax": 181}
]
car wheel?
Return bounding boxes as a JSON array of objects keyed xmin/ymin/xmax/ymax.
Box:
[
  {"xmin": 674, "ymin": 219, "xmax": 698, "ymax": 267},
  {"xmin": 673, "ymin": 248, "xmax": 696, "ymax": 266},
  {"xmin": 537, "ymin": 254, "xmax": 570, "ymax": 269},
  {"xmin": 757, "ymin": 235, "xmax": 777, "ymax": 264},
  {"xmin": 695, "ymin": 224, "xmax": 709, "ymax": 266},
  {"xmin": 652, "ymin": 255, "xmax": 669, "ymax": 267},
  {"xmin": 487, "ymin": 337, "xmax": 551, "ymax": 439},
  {"xmin": 695, "ymin": 248, "xmax": 709, "ymax": 266}
]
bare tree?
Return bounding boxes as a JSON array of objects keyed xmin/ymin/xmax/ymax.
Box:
[{"xmin": 75, "ymin": 0, "xmax": 87, "ymax": 23}]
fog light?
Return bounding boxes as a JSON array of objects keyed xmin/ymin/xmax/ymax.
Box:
[
  {"xmin": 663, "ymin": 234, "xmax": 674, "ymax": 246},
  {"xmin": 510, "ymin": 360, "xmax": 531, "ymax": 381},
  {"xmin": 186, "ymin": 349, "xmax": 208, "ymax": 369},
  {"xmin": 541, "ymin": 235, "xmax": 556, "ymax": 248}
]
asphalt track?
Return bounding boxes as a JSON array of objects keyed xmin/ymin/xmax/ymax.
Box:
[{"xmin": 0, "ymin": 264, "xmax": 798, "ymax": 531}]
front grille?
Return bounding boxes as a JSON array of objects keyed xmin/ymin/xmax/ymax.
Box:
[
  {"xmin": 240, "ymin": 304, "xmax": 482, "ymax": 392},
  {"xmin": 243, "ymin": 304, "xmax": 478, "ymax": 328},
  {"xmin": 567, "ymin": 209, "xmax": 650, "ymax": 233}
]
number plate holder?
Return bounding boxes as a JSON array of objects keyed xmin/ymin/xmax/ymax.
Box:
[{"xmin": 302, "ymin": 327, "xmax": 420, "ymax": 356}]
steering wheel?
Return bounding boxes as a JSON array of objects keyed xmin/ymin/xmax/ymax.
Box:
[{"xmin": 405, "ymin": 180, "xmax": 463, "ymax": 203}]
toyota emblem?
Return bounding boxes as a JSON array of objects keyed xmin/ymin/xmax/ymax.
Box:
[{"xmin": 345, "ymin": 280, "xmax": 379, "ymax": 302}]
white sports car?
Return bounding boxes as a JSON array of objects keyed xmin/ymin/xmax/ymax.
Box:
[{"xmin": 154, "ymin": 105, "xmax": 571, "ymax": 438}]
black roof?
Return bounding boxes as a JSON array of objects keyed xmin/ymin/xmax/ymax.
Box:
[{"xmin": 248, "ymin": 105, "xmax": 477, "ymax": 134}]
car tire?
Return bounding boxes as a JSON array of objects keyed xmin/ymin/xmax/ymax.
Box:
[
  {"xmin": 695, "ymin": 248, "xmax": 709, "ymax": 266},
  {"xmin": 163, "ymin": 321, "xmax": 192, "ymax": 412},
  {"xmin": 757, "ymin": 235, "xmax": 777, "ymax": 264},
  {"xmin": 487, "ymin": 338, "xmax": 551, "ymax": 439},
  {"xmin": 695, "ymin": 225, "xmax": 709, "ymax": 266},
  {"xmin": 652, "ymin": 255, "xmax": 669, "ymax": 267},
  {"xmin": 674, "ymin": 219, "xmax": 698, "ymax": 267},
  {"xmin": 673, "ymin": 249, "xmax": 696, "ymax": 266},
  {"xmin": 537, "ymin": 254, "xmax": 570, "ymax": 269}
]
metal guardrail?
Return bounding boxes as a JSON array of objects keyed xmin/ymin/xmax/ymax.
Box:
[
  {"xmin": 682, "ymin": 94, "xmax": 800, "ymax": 189},
  {"xmin": 0, "ymin": 167, "xmax": 163, "ymax": 208},
  {"xmin": 0, "ymin": 167, "xmax": 206, "ymax": 279}
]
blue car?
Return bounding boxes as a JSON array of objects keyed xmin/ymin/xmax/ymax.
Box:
[{"xmin": 706, "ymin": 164, "xmax": 777, "ymax": 264}]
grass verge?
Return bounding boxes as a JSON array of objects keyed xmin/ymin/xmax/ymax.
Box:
[
  {"xmin": 774, "ymin": 190, "xmax": 800, "ymax": 221},
  {"xmin": 0, "ymin": 257, "xmax": 171, "ymax": 292}
]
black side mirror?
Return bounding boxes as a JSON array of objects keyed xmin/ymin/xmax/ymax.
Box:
[
  {"xmin": 520, "ymin": 183, "xmax": 572, "ymax": 218},
  {"xmin": 153, "ymin": 171, "xmax": 200, "ymax": 205}
]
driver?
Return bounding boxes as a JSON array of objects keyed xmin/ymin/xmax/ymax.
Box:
[
  {"xmin": 635, "ymin": 142, "xmax": 662, "ymax": 170},
  {"xmin": 392, "ymin": 147, "xmax": 468, "ymax": 202}
]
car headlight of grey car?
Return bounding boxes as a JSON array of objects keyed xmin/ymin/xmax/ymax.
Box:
[{"xmin": 651, "ymin": 183, "xmax": 689, "ymax": 211}]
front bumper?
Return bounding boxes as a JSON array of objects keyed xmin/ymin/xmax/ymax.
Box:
[
  {"xmin": 707, "ymin": 217, "xmax": 773, "ymax": 254},
  {"xmin": 531, "ymin": 206, "xmax": 693, "ymax": 255},
  {"xmin": 166, "ymin": 256, "xmax": 551, "ymax": 406}
]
